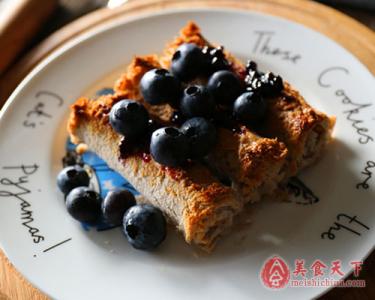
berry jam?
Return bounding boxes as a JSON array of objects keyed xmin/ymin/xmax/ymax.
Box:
[
  {"xmin": 119, "ymin": 137, "xmax": 146, "ymax": 161},
  {"xmin": 230, "ymin": 63, "xmax": 247, "ymax": 81},
  {"xmin": 161, "ymin": 166, "xmax": 182, "ymax": 181},
  {"xmin": 140, "ymin": 152, "xmax": 152, "ymax": 163},
  {"xmin": 119, "ymin": 119, "xmax": 162, "ymax": 162}
]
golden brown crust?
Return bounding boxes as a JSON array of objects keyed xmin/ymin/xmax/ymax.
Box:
[
  {"xmin": 207, "ymin": 127, "xmax": 288, "ymax": 202},
  {"xmin": 114, "ymin": 55, "xmax": 159, "ymax": 97}
]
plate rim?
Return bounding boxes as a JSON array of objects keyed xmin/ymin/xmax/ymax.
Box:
[{"xmin": 0, "ymin": 5, "xmax": 374, "ymax": 300}]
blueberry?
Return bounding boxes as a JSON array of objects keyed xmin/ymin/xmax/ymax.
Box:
[
  {"xmin": 150, "ymin": 127, "xmax": 189, "ymax": 167},
  {"xmin": 171, "ymin": 43, "xmax": 206, "ymax": 81},
  {"xmin": 109, "ymin": 100, "xmax": 149, "ymax": 138},
  {"xmin": 212, "ymin": 107, "xmax": 237, "ymax": 130},
  {"xmin": 233, "ymin": 91, "xmax": 267, "ymax": 124},
  {"xmin": 170, "ymin": 110, "xmax": 186, "ymax": 126},
  {"xmin": 102, "ymin": 189, "xmax": 136, "ymax": 226},
  {"xmin": 246, "ymin": 60, "xmax": 258, "ymax": 73},
  {"xmin": 202, "ymin": 46, "xmax": 229, "ymax": 74},
  {"xmin": 66, "ymin": 187, "xmax": 102, "ymax": 224},
  {"xmin": 123, "ymin": 204, "xmax": 166, "ymax": 250},
  {"xmin": 96, "ymin": 87, "xmax": 114, "ymax": 96},
  {"xmin": 140, "ymin": 68, "xmax": 181, "ymax": 105},
  {"xmin": 247, "ymin": 77, "xmax": 265, "ymax": 93},
  {"xmin": 62, "ymin": 150, "xmax": 83, "ymax": 167},
  {"xmin": 260, "ymin": 72, "xmax": 284, "ymax": 96},
  {"xmin": 181, "ymin": 117, "xmax": 217, "ymax": 159},
  {"xmin": 245, "ymin": 63, "xmax": 283, "ymax": 98},
  {"xmin": 180, "ymin": 85, "xmax": 215, "ymax": 118},
  {"xmin": 245, "ymin": 72, "xmax": 261, "ymax": 87},
  {"xmin": 57, "ymin": 165, "xmax": 90, "ymax": 195},
  {"xmin": 207, "ymin": 70, "xmax": 243, "ymax": 104}
]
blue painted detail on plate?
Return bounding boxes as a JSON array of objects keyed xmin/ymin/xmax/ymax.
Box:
[{"xmin": 95, "ymin": 87, "xmax": 115, "ymax": 96}]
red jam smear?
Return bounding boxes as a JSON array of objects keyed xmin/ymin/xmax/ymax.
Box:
[
  {"xmin": 161, "ymin": 166, "xmax": 182, "ymax": 181},
  {"xmin": 140, "ymin": 152, "xmax": 151, "ymax": 163},
  {"xmin": 119, "ymin": 137, "xmax": 150, "ymax": 162},
  {"xmin": 118, "ymin": 118, "xmax": 162, "ymax": 163},
  {"xmin": 230, "ymin": 62, "xmax": 247, "ymax": 81}
]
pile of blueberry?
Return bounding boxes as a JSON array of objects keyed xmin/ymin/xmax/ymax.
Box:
[
  {"xmin": 58, "ymin": 44, "xmax": 285, "ymax": 249},
  {"xmin": 57, "ymin": 165, "xmax": 167, "ymax": 250},
  {"xmin": 110, "ymin": 43, "xmax": 284, "ymax": 168}
]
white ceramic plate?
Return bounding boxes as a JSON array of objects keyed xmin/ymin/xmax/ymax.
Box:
[{"xmin": 0, "ymin": 8, "xmax": 374, "ymax": 300}]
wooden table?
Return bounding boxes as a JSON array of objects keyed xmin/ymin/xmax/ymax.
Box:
[{"xmin": 0, "ymin": 0, "xmax": 374, "ymax": 299}]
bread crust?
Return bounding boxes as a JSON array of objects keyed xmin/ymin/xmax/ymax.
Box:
[{"xmin": 259, "ymin": 82, "xmax": 335, "ymax": 175}]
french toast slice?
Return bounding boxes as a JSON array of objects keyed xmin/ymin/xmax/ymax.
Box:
[
  {"xmin": 69, "ymin": 62, "xmax": 287, "ymax": 251},
  {"xmin": 68, "ymin": 22, "xmax": 334, "ymax": 251},
  {"xmin": 158, "ymin": 22, "xmax": 335, "ymax": 177}
]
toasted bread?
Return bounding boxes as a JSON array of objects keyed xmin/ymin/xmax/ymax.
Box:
[{"xmin": 68, "ymin": 22, "xmax": 334, "ymax": 251}]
